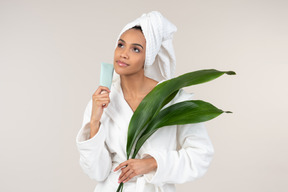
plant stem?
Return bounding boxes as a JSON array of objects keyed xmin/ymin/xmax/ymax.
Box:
[{"xmin": 116, "ymin": 182, "xmax": 124, "ymax": 192}]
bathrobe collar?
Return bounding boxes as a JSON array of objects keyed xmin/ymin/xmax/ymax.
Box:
[
  {"xmin": 105, "ymin": 77, "xmax": 165, "ymax": 126},
  {"xmin": 104, "ymin": 77, "xmax": 134, "ymax": 136}
]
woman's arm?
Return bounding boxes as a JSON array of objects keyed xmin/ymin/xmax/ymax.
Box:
[
  {"xmin": 142, "ymin": 123, "xmax": 214, "ymax": 186},
  {"xmin": 76, "ymin": 96, "xmax": 112, "ymax": 182},
  {"xmin": 90, "ymin": 86, "xmax": 110, "ymax": 138}
]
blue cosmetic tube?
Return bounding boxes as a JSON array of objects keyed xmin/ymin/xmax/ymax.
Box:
[{"xmin": 100, "ymin": 62, "xmax": 114, "ymax": 92}]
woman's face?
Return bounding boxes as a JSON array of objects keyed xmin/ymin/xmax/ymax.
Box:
[{"xmin": 114, "ymin": 28, "xmax": 146, "ymax": 76}]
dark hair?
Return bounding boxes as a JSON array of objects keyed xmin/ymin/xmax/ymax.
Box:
[{"xmin": 131, "ymin": 25, "xmax": 142, "ymax": 32}]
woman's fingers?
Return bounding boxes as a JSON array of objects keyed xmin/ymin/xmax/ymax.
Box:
[
  {"xmin": 115, "ymin": 159, "xmax": 137, "ymax": 183},
  {"xmin": 122, "ymin": 172, "xmax": 137, "ymax": 183},
  {"xmin": 114, "ymin": 161, "xmax": 128, "ymax": 172},
  {"xmin": 92, "ymin": 87, "xmax": 111, "ymax": 108},
  {"xmin": 95, "ymin": 95, "xmax": 110, "ymax": 101},
  {"xmin": 118, "ymin": 169, "xmax": 134, "ymax": 183},
  {"xmin": 94, "ymin": 93, "xmax": 109, "ymax": 99},
  {"xmin": 93, "ymin": 97, "xmax": 110, "ymax": 107},
  {"xmin": 90, "ymin": 86, "xmax": 111, "ymax": 122},
  {"xmin": 118, "ymin": 167, "xmax": 129, "ymax": 181},
  {"xmin": 94, "ymin": 86, "xmax": 110, "ymax": 95}
]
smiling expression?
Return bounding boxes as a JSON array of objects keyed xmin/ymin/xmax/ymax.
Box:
[{"xmin": 114, "ymin": 28, "xmax": 146, "ymax": 77}]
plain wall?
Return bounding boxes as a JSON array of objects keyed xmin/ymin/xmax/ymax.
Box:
[{"xmin": 0, "ymin": 0, "xmax": 287, "ymax": 191}]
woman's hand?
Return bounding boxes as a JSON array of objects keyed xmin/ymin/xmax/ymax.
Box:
[
  {"xmin": 91, "ymin": 86, "xmax": 111, "ymax": 122},
  {"xmin": 90, "ymin": 86, "xmax": 110, "ymax": 137},
  {"xmin": 114, "ymin": 157, "xmax": 157, "ymax": 183}
]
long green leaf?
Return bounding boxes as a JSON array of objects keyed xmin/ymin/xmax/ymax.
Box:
[
  {"xmin": 126, "ymin": 69, "xmax": 235, "ymax": 159},
  {"xmin": 131, "ymin": 100, "xmax": 230, "ymax": 158}
]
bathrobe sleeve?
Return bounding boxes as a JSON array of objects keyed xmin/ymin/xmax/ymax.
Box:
[
  {"xmin": 143, "ymin": 91, "xmax": 215, "ymax": 186},
  {"xmin": 76, "ymin": 99, "xmax": 112, "ymax": 182}
]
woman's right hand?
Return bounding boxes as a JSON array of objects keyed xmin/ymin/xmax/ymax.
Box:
[{"xmin": 90, "ymin": 86, "xmax": 111, "ymax": 137}]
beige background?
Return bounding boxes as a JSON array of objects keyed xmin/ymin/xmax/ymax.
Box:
[{"xmin": 1, "ymin": 0, "xmax": 287, "ymax": 191}]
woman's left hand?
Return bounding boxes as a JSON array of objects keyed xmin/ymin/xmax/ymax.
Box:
[{"xmin": 114, "ymin": 157, "xmax": 157, "ymax": 183}]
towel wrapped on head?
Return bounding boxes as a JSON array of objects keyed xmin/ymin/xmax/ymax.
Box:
[{"xmin": 114, "ymin": 11, "xmax": 177, "ymax": 82}]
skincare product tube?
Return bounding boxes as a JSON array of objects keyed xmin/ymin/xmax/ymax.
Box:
[{"xmin": 100, "ymin": 62, "xmax": 114, "ymax": 90}]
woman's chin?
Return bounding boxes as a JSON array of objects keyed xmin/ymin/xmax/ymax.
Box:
[
  {"xmin": 114, "ymin": 70, "xmax": 131, "ymax": 77},
  {"xmin": 114, "ymin": 67, "xmax": 144, "ymax": 77}
]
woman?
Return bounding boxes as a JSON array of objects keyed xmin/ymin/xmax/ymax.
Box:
[{"xmin": 76, "ymin": 11, "xmax": 214, "ymax": 192}]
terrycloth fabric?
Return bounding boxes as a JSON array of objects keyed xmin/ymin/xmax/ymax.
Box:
[
  {"xmin": 114, "ymin": 11, "xmax": 177, "ymax": 82},
  {"xmin": 76, "ymin": 77, "xmax": 214, "ymax": 192}
]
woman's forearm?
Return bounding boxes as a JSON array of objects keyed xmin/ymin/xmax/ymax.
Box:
[{"xmin": 90, "ymin": 120, "xmax": 101, "ymax": 138}]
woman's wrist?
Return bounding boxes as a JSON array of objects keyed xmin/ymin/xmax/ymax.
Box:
[{"xmin": 148, "ymin": 157, "xmax": 157, "ymax": 170}]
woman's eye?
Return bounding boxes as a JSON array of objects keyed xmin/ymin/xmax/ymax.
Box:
[
  {"xmin": 133, "ymin": 47, "xmax": 140, "ymax": 53},
  {"xmin": 118, "ymin": 43, "xmax": 124, "ymax": 48}
]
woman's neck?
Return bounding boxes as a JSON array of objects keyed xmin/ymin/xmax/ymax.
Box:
[
  {"xmin": 120, "ymin": 72, "xmax": 158, "ymax": 99},
  {"xmin": 120, "ymin": 74, "xmax": 147, "ymax": 98}
]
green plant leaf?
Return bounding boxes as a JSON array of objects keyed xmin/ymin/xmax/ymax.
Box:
[
  {"xmin": 126, "ymin": 69, "xmax": 236, "ymax": 159},
  {"xmin": 131, "ymin": 100, "xmax": 229, "ymax": 158}
]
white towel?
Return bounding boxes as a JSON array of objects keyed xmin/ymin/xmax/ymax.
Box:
[{"xmin": 114, "ymin": 11, "xmax": 177, "ymax": 82}]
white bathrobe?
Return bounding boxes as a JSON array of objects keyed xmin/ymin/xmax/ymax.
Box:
[{"xmin": 76, "ymin": 78, "xmax": 214, "ymax": 192}]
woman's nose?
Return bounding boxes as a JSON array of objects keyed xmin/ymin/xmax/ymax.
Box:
[{"xmin": 120, "ymin": 48, "xmax": 129, "ymax": 59}]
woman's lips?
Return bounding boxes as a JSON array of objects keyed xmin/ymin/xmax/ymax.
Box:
[{"xmin": 117, "ymin": 61, "xmax": 129, "ymax": 67}]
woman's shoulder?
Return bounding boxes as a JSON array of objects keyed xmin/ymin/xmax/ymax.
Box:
[{"xmin": 146, "ymin": 77, "xmax": 159, "ymax": 94}]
